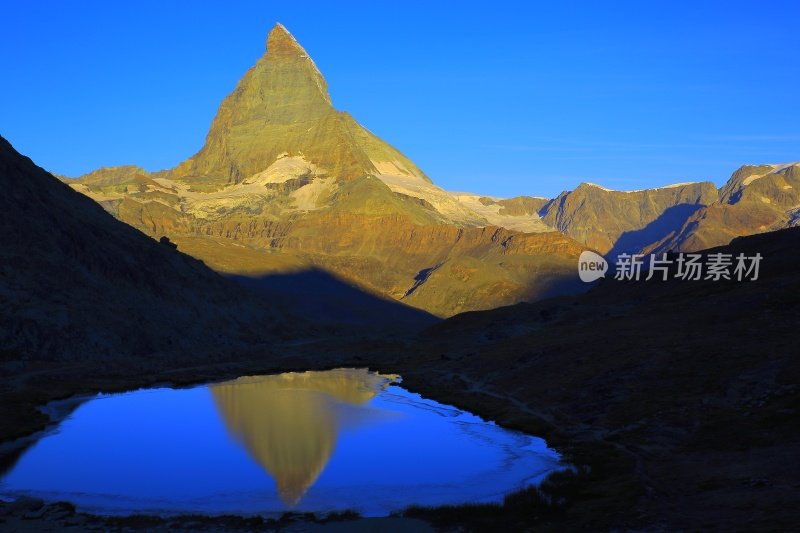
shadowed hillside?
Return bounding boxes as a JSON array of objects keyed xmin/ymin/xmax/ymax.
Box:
[
  {"xmin": 401, "ymin": 226, "xmax": 800, "ymax": 530},
  {"xmin": 229, "ymin": 270, "xmax": 439, "ymax": 331},
  {"xmin": 0, "ymin": 135, "xmax": 307, "ymax": 363}
]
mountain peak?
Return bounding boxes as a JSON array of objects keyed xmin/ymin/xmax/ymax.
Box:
[
  {"xmin": 266, "ymin": 23, "xmax": 306, "ymax": 55},
  {"xmin": 164, "ymin": 23, "xmax": 430, "ymax": 187}
]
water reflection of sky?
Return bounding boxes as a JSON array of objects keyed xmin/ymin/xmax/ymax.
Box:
[{"xmin": 0, "ymin": 369, "xmax": 561, "ymax": 516}]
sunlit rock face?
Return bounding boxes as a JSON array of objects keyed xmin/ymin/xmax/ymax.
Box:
[
  {"xmin": 650, "ymin": 163, "xmax": 800, "ymax": 253},
  {"xmin": 210, "ymin": 369, "xmax": 394, "ymax": 506},
  {"xmin": 169, "ymin": 24, "xmax": 413, "ymax": 185},
  {"xmin": 539, "ymin": 181, "xmax": 719, "ymax": 255}
]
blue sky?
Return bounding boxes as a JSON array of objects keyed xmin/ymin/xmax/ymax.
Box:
[{"xmin": 1, "ymin": 1, "xmax": 798, "ymax": 198}]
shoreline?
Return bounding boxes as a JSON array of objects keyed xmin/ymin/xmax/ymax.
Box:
[{"xmin": 0, "ymin": 340, "xmax": 602, "ymax": 531}]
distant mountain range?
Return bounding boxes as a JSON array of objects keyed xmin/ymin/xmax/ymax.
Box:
[
  {"xmin": 649, "ymin": 163, "xmax": 800, "ymax": 253},
  {"xmin": 61, "ymin": 23, "xmax": 798, "ymax": 315},
  {"xmin": 540, "ymin": 162, "xmax": 800, "ymax": 257}
]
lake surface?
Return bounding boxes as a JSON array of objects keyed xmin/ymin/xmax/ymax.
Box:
[{"xmin": 0, "ymin": 369, "xmax": 562, "ymax": 517}]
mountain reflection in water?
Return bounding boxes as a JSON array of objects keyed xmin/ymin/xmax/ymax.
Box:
[
  {"xmin": 0, "ymin": 367, "xmax": 562, "ymax": 516},
  {"xmin": 210, "ymin": 369, "xmax": 395, "ymax": 506}
]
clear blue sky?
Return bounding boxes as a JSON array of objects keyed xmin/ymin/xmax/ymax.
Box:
[{"xmin": 2, "ymin": 1, "xmax": 798, "ymax": 198}]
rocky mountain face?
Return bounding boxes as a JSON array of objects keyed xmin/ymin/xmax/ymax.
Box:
[
  {"xmin": 170, "ymin": 23, "xmax": 429, "ymax": 188},
  {"xmin": 648, "ymin": 163, "xmax": 800, "ymax": 253},
  {"xmin": 0, "ymin": 135, "xmax": 303, "ymax": 362},
  {"xmin": 537, "ymin": 162, "xmax": 800, "ymax": 258},
  {"xmin": 67, "ymin": 24, "xmax": 582, "ymax": 317},
  {"xmin": 539, "ymin": 181, "xmax": 719, "ymax": 255}
]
